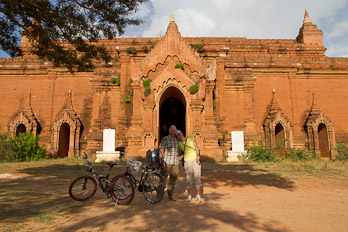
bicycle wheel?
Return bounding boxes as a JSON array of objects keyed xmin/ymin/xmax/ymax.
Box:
[
  {"xmin": 142, "ymin": 172, "xmax": 164, "ymax": 204},
  {"xmin": 111, "ymin": 175, "xmax": 135, "ymax": 205},
  {"xmin": 69, "ymin": 176, "xmax": 97, "ymax": 201}
]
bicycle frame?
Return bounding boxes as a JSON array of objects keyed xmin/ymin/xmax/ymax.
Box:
[
  {"xmin": 122, "ymin": 166, "xmax": 146, "ymax": 192},
  {"xmin": 121, "ymin": 153, "xmax": 163, "ymax": 192},
  {"xmin": 83, "ymin": 154, "xmax": 114, "ymax": 195}
]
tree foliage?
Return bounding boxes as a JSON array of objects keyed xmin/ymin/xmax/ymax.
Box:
[{"xmin": 0, "ymin": 0, "xmax": 148, "ymax": 71}]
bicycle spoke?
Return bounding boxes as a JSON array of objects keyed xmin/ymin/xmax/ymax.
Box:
[
  {"xmin": 69, "ymin": 176, "xmax": 97, "ymax": 201},
  {"xmin": 142, "ymin": 173, "xmax": 164, "ymax": 204},
  {"xmin": 111, "ymin": 175, "xmax": 134, "ymax": 205}
]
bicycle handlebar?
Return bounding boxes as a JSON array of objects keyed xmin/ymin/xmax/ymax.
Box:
[
  {"xmin": 83, "ymin": 151, "xmax": 93, "ymax": 169},
  {"xmin": 119, "ymin": 151, "xmax": 131, "ymax": 159}
]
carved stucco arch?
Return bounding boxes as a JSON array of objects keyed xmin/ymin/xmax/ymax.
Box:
[
  {"xmin": 263, "ymin": 111, "xmax": 293, "ymax": 149},
  {"xmin": 155, "ymin": 81, "xmax": 191, "ymax": 134},
  {"xmin": 8, "ymin": 111, "xmax": 39, "ymax": 136},
  {"xmin": 305, "ymin": 111, "xmax": 335, "ymax": 157},
  {"xmin": 52, "ymin": 110, "xmax": 81, "ymax": 157}
]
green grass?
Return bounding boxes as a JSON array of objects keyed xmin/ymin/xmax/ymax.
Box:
[{"xmin": 251, "ymin": 159, "xmax": 348, "ymax": 182}]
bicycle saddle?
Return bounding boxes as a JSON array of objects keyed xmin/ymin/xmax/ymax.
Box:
[{"xmin": 106, "ymin": 162, "xmax": 117, "ymax": 168}]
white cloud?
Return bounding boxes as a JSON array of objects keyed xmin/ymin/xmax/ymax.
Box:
[
  {"xmin": 125, "ymin": 0, "xmax": 348, "ymax": 57},
  {"xmin": 141, "ymin": 15, "xmax": 171, "ymax": 37},
  {"xmin": 326, "ymin": 20, "xmax": 348, "ymax": 39},
  {"xmin": 174, "ymin": 9, "xmax": 216, "ymax": 36},
  {"xmin": 210, "ymin": 0, "xmax": 232, "ymax": 10},
  {"xmin": 325, "ymin": 41, "xmax": 348, "ymax": 57}
]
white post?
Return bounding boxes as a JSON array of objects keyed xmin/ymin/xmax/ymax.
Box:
[
  {"xmin": 95, "ymin": 129, "xmax": 120, "ymax": 162},
  {"xmin": 225, "ymin": 131, "xmax": 247, "ymax": 162}
]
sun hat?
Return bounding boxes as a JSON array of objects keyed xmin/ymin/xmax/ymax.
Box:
[{"xmin": 176, "ymin": 130, "xmax": 182, "ymax": 135}]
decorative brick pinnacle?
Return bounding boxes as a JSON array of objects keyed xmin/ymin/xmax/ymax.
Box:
[{"xmin": 303, "ymin": 9, "xmax": 311, "ymax": 24}]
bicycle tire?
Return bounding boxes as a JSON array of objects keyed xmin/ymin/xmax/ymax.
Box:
[
  {"xmin": 142, "ymin": 172, "xmax": 164, "ymax": 204},
  {"xmin": 69, "ymin": 176, "xmax": 97, "ymax": 201},
  {"xmin": 110, "ymin": 175, "xmax": 135, "ymax": 205}
]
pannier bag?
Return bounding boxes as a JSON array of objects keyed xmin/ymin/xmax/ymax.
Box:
[{"xmin": 146, "ymin": 148, "xmax": 161, "ymax": 169}]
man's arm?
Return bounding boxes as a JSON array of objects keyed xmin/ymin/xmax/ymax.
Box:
[{"xmin": 160, "ymin": 148, "xmax": 164, "ymax": 159}]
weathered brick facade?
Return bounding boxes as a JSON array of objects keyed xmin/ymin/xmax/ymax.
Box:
[{"xmin": 1, "ymin": 11, "xmax": 348, "ymax": 160}]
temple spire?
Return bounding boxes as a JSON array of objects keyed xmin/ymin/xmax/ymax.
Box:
[
  {"xmin": 303, "ymin": 9, "xmax": 311, "ymax": 24},
  {"xmin": 296, "ymin": 9, "xmax": 323, "ymax": 46},
  {"xmin": 165, "ymin": 13, "xmax": 179, "ymax": 35}
]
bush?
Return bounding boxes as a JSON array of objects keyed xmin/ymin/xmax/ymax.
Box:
[
  {"xmin": 111, "ymin": 73, "xmax": 121, "ymax": 86},
  {"xmin": 142, "ymin": 79, "xmax": 152, "ymax": 87},
  {"xmin": 190, "ymin": 44, "xmax": 205, "ymax": 51},
  {"xmin": 285, "ymin": 147, "xmax": 318, "ymax": 161},
  {"xmin": 144, "ymin": 86, "xmax": 151, "ymax": 96},
  {"xmin": 126, "ymin": 47, "xmax": 137, "ymax": 54},
  {"xmin": 141, "ymin": 46, "xmax": 148, "ymax": 52},
  {"xmin": 124, "ymin": 96, "xmax": 131, "ymax": 103},
  {"xmin": 0, "ymin": 132, "xmax": 47, "ymax": 162},
  {"xmin": 175, "ymin": 63, "xmax": 184, "ymax": 70},
  {"xmin": 245, "ymin": 140, "xmax": 276, "ymax": 162},
  {"xmin": 189, "ymin": 84, "xmax": 199, "ymax": 94},
  {"xmin": 336, "ymin": 141, "xmax": 348, "ymax": 161}
]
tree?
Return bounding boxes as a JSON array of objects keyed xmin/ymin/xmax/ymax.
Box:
[{"xmin": 0, "ymin": 0, "xmax": 148, "ymax": 72}]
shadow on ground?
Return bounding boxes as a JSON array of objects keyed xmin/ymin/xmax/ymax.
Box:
[{"xmin": 0, "ymin": 161, "xmax": 295, "ymax": 231}]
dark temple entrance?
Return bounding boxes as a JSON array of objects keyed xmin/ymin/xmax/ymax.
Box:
[
  {"xmin": 275, "ymin": 123, "xmax": 286, "ymax": 157},
  {"xmin": 159, "ymin": 87, "xmax": 186, "ymax": 143},
  {"xmin": 318, "ymin": 123, "xmax": 329, "ymax": 158},
  {"xmin": 57, "ymin": 123, "xmax": 70, "ymax": 158},
  {"xmin": 16, "ymin": 124, "xmax": 26, "ymax": 136}
]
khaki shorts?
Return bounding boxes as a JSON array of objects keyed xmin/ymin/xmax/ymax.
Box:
[{"xmin": 184, "ymin": 160, "xmax": 202, "ymax": 188}]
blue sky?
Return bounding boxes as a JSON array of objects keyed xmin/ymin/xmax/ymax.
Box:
[{"xmin": 1, "ymin": 0, "xmax": 348, "ymax": 58}]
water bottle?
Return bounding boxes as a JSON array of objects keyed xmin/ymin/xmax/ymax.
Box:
[{"xmin": 151, "ymin": 149, "xmax": 156, "ymax": 163}]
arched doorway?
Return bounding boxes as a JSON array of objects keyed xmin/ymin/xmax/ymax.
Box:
[
  {"xmin": 16, "ymin": 124, "xmax": 26, "ymax": 136},
  {"xmin": 159, "ymin": 86, "xmax": 186, "ymax": 142},
  {"xmin": 57, "ymin": 123, "xmax": 70, "ymax": 158},
  {"xmin": 318, "ymin": 123, "xmax": 329, "ymax": 157},
  {"xmin": 275, "ymin": 123, "xmax": 285, "ymax": 157}
]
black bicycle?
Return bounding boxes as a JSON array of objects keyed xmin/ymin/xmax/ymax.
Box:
[
  {"xmin": 111, "ymin": 152, "xmax": 165, "ymax": 205},
  {"xmin": 68, "ymin": 152, "xmax": 134, "ymax": 204}
]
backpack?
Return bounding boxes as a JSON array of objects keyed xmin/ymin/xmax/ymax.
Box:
[{"xmin": 146, "ymin": 148, "xmax": 161, "ymax": 169}]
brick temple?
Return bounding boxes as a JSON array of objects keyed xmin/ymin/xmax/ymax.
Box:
[{"xmin": 1, "ymin": 11, "xmax": 347, "ymax": 160}]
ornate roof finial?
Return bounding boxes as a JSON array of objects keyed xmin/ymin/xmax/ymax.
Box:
[
  {"xmin": 303, "ymin": 9, "xmax": 312, "ymax": 24},
  {"xmin": 28, "ymin": 89, "xmax": 32, "ymax": 110},
  {"xmin": 158, "ymin": 33, "xmax": 161, "ymax": 38},
  {"xmin": 269, "ymin": 89, "xmax": 280, "ymax": 112},
  {"xmin": 68, "ymin": 90, "xmax": 73, "ymax": 109},
  {"xmin": 309, "ymin": 90, "xmax": 321, "ymax": 115},
  {"xmin": 170, "ymin": 13, "xmax": 174, "ymax": 22}
]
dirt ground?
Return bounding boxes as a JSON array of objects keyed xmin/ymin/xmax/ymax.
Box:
[{"xmin": 1, "ymin": 162, "xmax": 348, "ymax": 232}]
